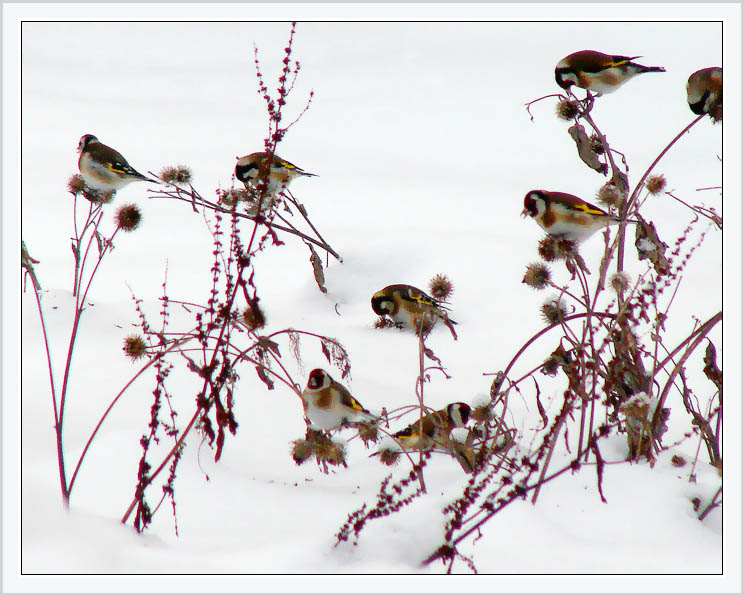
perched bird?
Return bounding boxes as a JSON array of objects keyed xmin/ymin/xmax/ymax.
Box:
[
  {"xmin": 522, "ymin": 190, "xmax": 631, "ymax": 243},
  {"xmin": 383, "ymin": 402, "xmax": 475, "ymax": 472},
  {"xmin": 235, "ymin": 152, "xmax": 317, "ymax": 194},
  {"xmin": 555, "ymin": 50, "xmax": 665, "ymax": 96},
  {"xmin": 77, "ymin": 134, "xmax": 157, "ymax": 192},
  {"xmin": 301, "ymin": 368, "xmax": 377, "ymax": 431},
  {"xmin": 391, "ymin": 402, "xmax": 472, "ymax": 452},
  {"xmin": 371, "ymin": 284, "xmax": 458, "ymax": 340},
  {"xmin": 686, "ymin": 67, "xmax": 723, "ymax": 118}
]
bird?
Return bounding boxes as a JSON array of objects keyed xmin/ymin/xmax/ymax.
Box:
[
  {"xmin": 371, "ymin": 284, "xmax": 458, "ymax": 340},
  {"xmin": 77, "ymin": 134, "xmax": 157, "ymax": 193},
  {"xmin": 555, "ymin": 50, "xmax": 665, "ymax": 97},
  {"xmin": 522, "ymin": 190, "xmax": 632, "ymax": 243},
  {"xmin": 390, "ymin": 402, "xmax": 472, "ymax": 452},
  {"xmin": 235, "ymin": 152, "xmax": 316, "ymax": 195},
  {"xmin": 686, "ymin": 67, "xmax": 723, "ymax": 118},
  {"xmin": 301, "ymin": 368, "xmax": 377, "ymax": 431}
]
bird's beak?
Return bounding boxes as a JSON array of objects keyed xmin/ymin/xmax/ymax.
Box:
[{"xmin": 520, "ymin": 209, "xmax": 529, "ymax": 218}]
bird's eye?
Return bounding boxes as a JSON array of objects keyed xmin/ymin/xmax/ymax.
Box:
[{"xmin": 308, "ymin": 369, "xmax": 325, "ymax": 388}]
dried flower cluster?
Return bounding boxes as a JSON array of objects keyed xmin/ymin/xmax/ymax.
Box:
[
  {"xmin": 522, "ymin": 262, "xmax": 552, "ymax": 290},
  {"xmin": 555, "ymin": 98, "xmax": 581, "ymax": 121},
  {"xmin": 292, "ymin": 429, "xmax": 347, "ymax": 469},
  {"xmin": 159, "ymin": 165, "xmax": 192, "ymax": 186},
  {"xmin": 645, "ymin": 174, "xmax": 667, "ymax": 196},
  {"xmin": 429, "ymin": 274, "xmax": 454, "ymax": 300},
  {"xmin": 540, "ymin": 296, "xmax": 568, "ymax": 325},
  {"xmin": 123, "ymin": 334, "xmax": 148, "ymax": 361},
  {"xmin": 115, "ymin": 203, "xmax": 142, "ymax": 232}
]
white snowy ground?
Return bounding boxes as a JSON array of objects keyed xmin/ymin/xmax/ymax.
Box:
[{"xmin": 5, "ymin": 4, "xmax": 741, "ymax": 593}]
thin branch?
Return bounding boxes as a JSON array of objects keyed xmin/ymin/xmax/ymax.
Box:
[
  {"xmin": 150, "ymin": 186, "xmax": 341, "ymax": 261},
  {"xmin": 650, "ymin": 312, "xmax": 722, "ymax": 435},
  {"xmin": 698, "ymin": 486, "xmax": 723, "ymax": 521}
]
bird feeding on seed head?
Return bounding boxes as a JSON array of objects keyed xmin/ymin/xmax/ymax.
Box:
[
  {"xmin": 390, "ymin": 403, "xmax": 472, "ymax": 451},
  {"xmin": 686, "ymin": 67, "xmax": 722, "ymax": 118},
  {"xmin": 371, "ymin": 284, "xmax": 458, "ymax": 340},
  {"xmin": 522, "ymin": 190, "xmax": 634, "ymax": 243},
  {"xmin": 555, "ymin": 50, "xmax": 665, "ymax": 97},
  {"xmin": 234, "ymin": 152, "xmax": 317, "ymax": 194},
  {"xmin": 376, "ymin": 402, "xmax": 475, "ymax": 472},
  {"xmin": 301, "ymin": 368, "xmax": 377, "ymax": 431},
  {"xmin": 77, "ymin": 134, "xmax": 157, "ymax": 192}
]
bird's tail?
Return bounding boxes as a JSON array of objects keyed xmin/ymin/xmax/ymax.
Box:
[
  {"xmin": 638, "ymin": 65, "xmax": 666, "ymax": 74},
  {"xmin": 441, "ymin": 316, "xmax": 458, "ymax": 341},
  {"xmin": 610, "ymin": 215, "xmax": 641, "ymax": 225},
  {"xmin": 450, "ymin": 442, "xmax": 476, "ymax": 474},
  {"xmin": 132, "ymin": 169, "xmax": 158, "ymax": 184}
]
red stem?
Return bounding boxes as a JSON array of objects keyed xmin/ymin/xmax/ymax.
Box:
[{"xmin": 32, "ymin": 285, "xmax": 68, "ymax": 503}]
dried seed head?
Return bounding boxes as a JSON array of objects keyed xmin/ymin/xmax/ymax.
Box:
[
  {"xmin": 470, "ymin": 405, "xmax": 493, "ymax": 424},
  {"xmin": 378, "ymin": 448, "xmax": 401, "ymax": 466},
  {"xmin": 540, "ymin": 296, "xmax": 568, "ymax": 325},
  {"xmin": 291, "ymin": 439, "xmax": 314, "ymax": 465},
  {"xmin": 542, "ymin": 345, "xmax": 570, "ymax": 376},
  {"xmin": 645, "ymin": 174, "xmax": 667, "ymax": 196},
  {"xmin": 123, "ymin": 334, "xmax": 148, "ymax": 361},
  {"xmin": 217, "ymin": 305, "xmax": 234, "ymax": 322},
  {"xmin": 316, "ymin": 439, "xmax": 346, "ymax": 467},
  {"xmin": 84, "ymin": 188, "xmax": 115, "ymax": 204},
  {"xmin": 414, "ymin": 317, "xmax": 436, "ymax": 338},
  {"xmin": 115, "ymin": 203, "xmax": 142, "ymax": 232},
  {"xmin": 556, "ymin": 98, "xmax": 581, "ymax": 121},
  {"xmin": 610, "ymin": 271, "xmax": 631, "ymax": 293},
  {"xmin": 374, "ymin": 316, "xmax": 396, "ymax": 329},
  {"xmin": 541, "ymin": 355, "xmax": 560, "ymax": 377},
  {"xmin": 538, "ymin": 236, "xmax": 559, "ymax": 262},
  {"xmin": 67, "ymin": 174, "xmax": 86, "ymax": 196},
  {"xmin": 555, "ymin": 236, "xmax": 578, "ymax": 260},
  {"xmin": 596, "ymin": 182, "xmax": 624, "ymax": 209},
  {"xmin": 219, "ymin": 188, "xmax": 248, "ymax": 208},
  {"xmin": 589, "ymin": 134, "xmax": 605, "ymax": 155},
  {"xmin": 309, "ymin": 431, "xmax": 334, "ymax": 457},
  {"xmin": 245, "ymin": 194, "xmax": 280, "ymax": 217},
  {"xmin": 429, "ymin": 274, "xmax": 454, "ymax": 300},
  {"xmin": 159, "ymin": 165, "xmax": 192, "ymax": 186},
  {"xmin": 522, "ymin": 262, "xmax": 551, "ymax": 290},
  {"xmin": 671, "ymin": 454, "xmax": 686, "ymax": 468},
  {"xmin": 355, "ymin": 421, "xmax": 379, "ymax": 444},
  {"xmin": 242, "ymin": 297, "xmax": 266, "ymax": 331}
]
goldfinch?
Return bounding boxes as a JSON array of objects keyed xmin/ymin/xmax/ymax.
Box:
[
  {"xmin": 371, "ymin": 284, "xmax": 458, "ymax": 340},
  {"xmin": 301, "ymin": 369, "xmax": 377, "ymax": 431},
  {"xmin": 555, "ymin": 50, "xmax": 665, "ymax": 96},
  {"xmin": 235, "ymin": 152, "xmax": 317, "ymax": 194},
  {"xmin": 686, "ymin": 67, "xmax": 723, "ymax": 118},
  {"xmin": 390, "ymin": 403, "xmax": 472, "ymax": 452},
  {"xmin": 77, "ymin": 134, "xmax": 157, "ymax": 192},
  {"xmin": 522, "ymin": 190, "xmax": 629, "ymax": 243}
]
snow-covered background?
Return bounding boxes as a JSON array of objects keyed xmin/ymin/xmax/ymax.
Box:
[{"xmin": 6, "ymin": 3, "xmax": 741, "ymax": 592}]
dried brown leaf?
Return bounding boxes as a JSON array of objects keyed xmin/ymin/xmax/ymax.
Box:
[
  {"xmin": 568, "ymin": 123, "xmax": 608, "ymax": 175},
  {"xmin": 635, "ymin": 220, "xmax": 670, "ymax": 275},
  {"xmin": 308, "ymin": 244, "xmax": 327, "ymax": 293}
]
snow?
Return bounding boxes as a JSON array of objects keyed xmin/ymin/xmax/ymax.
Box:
[{"xmin": 6, "ymin": 3, "xmax": 741, "ymax": 593}]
